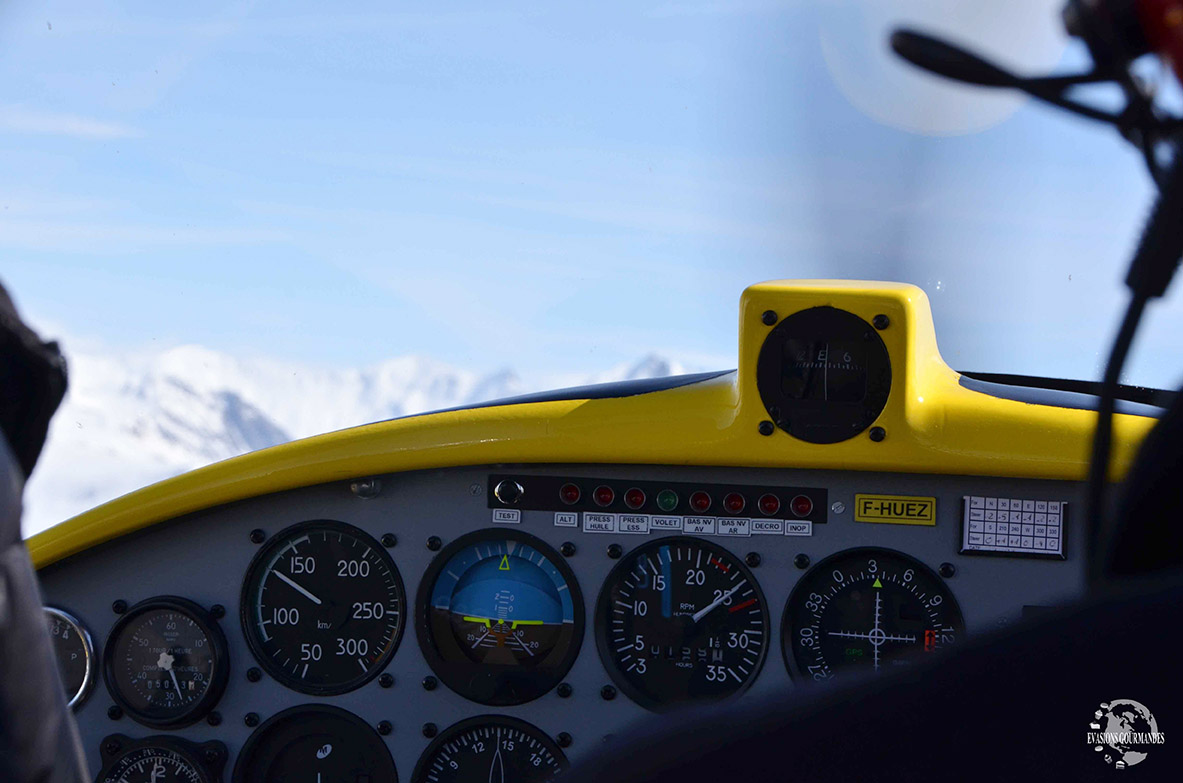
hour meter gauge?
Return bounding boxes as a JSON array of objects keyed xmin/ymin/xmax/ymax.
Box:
[{"xmin": 103, "ymin": 596, "xmax": 228, "ymax": 728}]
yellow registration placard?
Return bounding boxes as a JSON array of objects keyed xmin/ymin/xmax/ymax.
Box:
[{"xmin": 854, "ymin": 494, "xmax": 937, "ymax": 526}]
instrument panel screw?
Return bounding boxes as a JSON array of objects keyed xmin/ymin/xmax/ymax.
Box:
[
  {"xmin": 556, "ymin": 732, "xmax": 573, "ymax": 748},
  {"xmin": 557, "ymin": 682, "xmax": 573, "ymax": 698},
  {"xmin": 377, "ymin": 720, "xmax": 393, "ymax": 736},
  {"xmin": 422, "ymin": 722, "xmax": 438, "ymax": 738},
  {"xmin": 111, "ymin": 599, "xmax": 127, "ymax": 615},
  {"xmin": 745, "ymin": 552, "xmax": 761, "ymax": 568},
  {"xmin": 606, "ymin": 543, "xmax": 623, "ymax": 559},
  {"xmin": 210, "ymin": 604, "xmax": 225, "ymax": 619},
  {"xmin": 103, "ymin": 739, "xmax": 121, "ymax": 756},
  {"xmin": 422, "ymin": 675, "xmax": 438, "ymax": 691},
  {"xmin": 381, "ymin": 533, "xmax": 397, "ymax": 548},
  {"xmin": 470, "ymin": 483, "xmax": 483, "ymax": 496},
  {"xmin": 939, "ymin": 562, "xmax": 956, "ymax": 578},
  {"xmin": 107, "ymin": 705, "xmax": 123, "ymax": 720},
  {"xmin": 244, "ymin": 712, "xmax": 260, "ymax": 727},
  {"xmin": 560, "ymin": 541, "xmax": 576, "ymax": 557},
  {"xmin": 600, "ymin": 685, "xmax": 617, "ymax": 701},
  {"xmin": 379, "ymin": 673, "xmax": 395, "ymax": 688},
  {"xmin": 206, "ymin": 711, "xmax": 222, "ymax": 726},
  {"xmin": 869, "ymin": 426, "xmax": 886, "ymax": 442},
  {"xmin": 351, "ymin": 478, "xmax": 382, "ymax": 499},
  {"xmin": 246, "ymin": 667, "xmax": 262, "ymax": 682},
  {"xmin": 761, "ymin": 310, "xmax": 778, "ymax": 326},
  {"xmin": 426, "ymin": 536, "xmax": 442, "ymax": 551},
  {"xmin": 202, "ymin": 747, "xmax": 221, "ymax": 765},
  {"xmin": 793, "ymin": 553, "xmax": 811, "ymax": 570},
  {"xmin": 831, "ymin": 502, "xmax": 846, "ymax": 515},
  {"xmin": 249, "ymin": 528, "xmax": 266, "ymax": 544},
  {"xmin": 758, "ymin": 420, "xmax": 775, "ymax": 436},
  {"xmin": 872, "ymin": 314, "xmax": 890, "ymax": 330}
]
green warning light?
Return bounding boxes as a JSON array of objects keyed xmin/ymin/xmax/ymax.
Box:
[{"xmin": 656, "ymin": 489, "xmax": 679, "ymax": 512}]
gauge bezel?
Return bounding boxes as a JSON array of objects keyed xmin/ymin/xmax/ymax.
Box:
[
  {"xmin": 233, "ymin": 704, "xmax": 398, "ymax": 783},
  {"xmin": 781, "ymin": 546, "xmax": 965, "ymax": 682},
  {"xmin": 594, "ymin": 535, "xmax": 771, "ymax": 712},
  {"xmin": 410, "ymin": 715, "xmax": 569, "ymax": 783},
  {"xmin": 756, "ymin": 305, "xmax": 892, "ymax": 444},
  {"xmin": 416, "ymin": 529, "xmax": 585, "ymax": 706},
  {"xmin": 240, "ymin": 519, "xmax": 408, "ymax": 696},
  {"xmin": 102, "ymin": 596, "xmax": 229, "ymax": 729},
  {"xmin": 96, "ymin": 734, "xmax": 226, "ymax": 783},
  {"xmin": 44, "ymin": 605, "xmax": 96, "ymax": 710}
]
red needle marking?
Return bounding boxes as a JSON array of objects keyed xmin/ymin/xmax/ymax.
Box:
[
  {"xmin": 728, "ymin": 598, "xmax": 757, "ymax": 613},
  {"xmin": 709, "ymin": 558, "xmax": 731, "ymax": 573}
]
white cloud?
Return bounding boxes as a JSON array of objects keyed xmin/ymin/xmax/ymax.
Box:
[{"xmin": 0, "ymin": 105, "xmax": 142, "ymax": 140}]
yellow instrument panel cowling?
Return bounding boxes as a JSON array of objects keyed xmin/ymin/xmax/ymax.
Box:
[{"xmin": 27, "ymin": 280, "xmax": 1155, "ymax": 570}]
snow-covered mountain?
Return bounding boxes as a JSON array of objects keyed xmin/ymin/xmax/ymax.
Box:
[{"xmin": 22, "ymin": 345, "xmax": 704, "ymax": 537}]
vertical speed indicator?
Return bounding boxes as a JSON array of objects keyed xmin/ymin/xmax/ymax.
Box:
[
  {"xmin": 595, "ymin": 537, "xmax": 769, "ymax": 711},
  {"xmin": 241, "ymin": 520, "xmax": 406, "ymax": 695}
]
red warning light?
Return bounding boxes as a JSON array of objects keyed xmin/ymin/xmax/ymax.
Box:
[
  {"xmin": 723, "ymin": 492, "xmax": 746, "ymax": 514},
  {"xmin": 593, "ymin": 485, "xmax": 615, "ymax": 507},
  {"xmin": 624, "ymin": 488, "xmax": 646, "ymax": 510},
  {"xmin": 791, "ymin": 495, "xmax": 813, "ymax": 517},
  {"xmin": 559, "ymin": 483, "xmax": 581, "ymax": 505},
  {"xmin": 689, "ymin": 491, "xmax": 712, "ymax": 513},
  {"xmin": 758, "ymin": 493, "xmax": 781, "ymax": 516}
]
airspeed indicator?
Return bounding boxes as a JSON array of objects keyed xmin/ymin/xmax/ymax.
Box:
[{"xmin": 241, "ymin": 520, "xmax": 406, "ymax": 695}]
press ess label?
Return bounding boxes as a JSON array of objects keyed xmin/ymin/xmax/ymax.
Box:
[{"xmin": 854, "ymin": 494, "xmax": 936, "ymax": 526}]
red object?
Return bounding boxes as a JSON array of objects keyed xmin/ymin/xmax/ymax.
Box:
[
  {"xmin": 924, "ymin": 629, "xmax": 937, "ymax": 652},
  {"xmin": 624, "ymin": 487, "xmax": 646, "ymax": 509},
  {"xmin": 758, "ymin": 493, "xmax": 781, "ymax": 516},
  {"xmin": 729, "ymin": 598, "xmax": 758, "ymax": 613},
  {"xmin": 790, "ymin": 494, "xmax": 813, "ymax": 517},
  {"xmin": 689, "ymin": 491, "xmax": 712, "ymax": 513},
  {"xmin": 1137, "ymin": 0, "xmax": 1183, "ymax": 86},
  {"xmin": 708, "ymin": 557, "xmax": 730, "ymax": 573},
  {"xmin": 723, "ymin": 492, "xmax": 746, "ymax": 514},
  {"xmin": 559, "ymin": 483, "xmax": 581, "ymax": 505},
  {"xmin": 593, "ymin": 485, "xmax": 615, "ymax": 507}
]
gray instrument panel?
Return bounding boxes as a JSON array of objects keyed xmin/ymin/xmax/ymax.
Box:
[{"xmin": 38, "ymin": 463, "xmax": 1085, "ymax": 779}]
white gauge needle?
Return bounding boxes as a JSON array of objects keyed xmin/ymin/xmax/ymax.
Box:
[
  {"xmin": 274, "ymin": 571, "xmax": 322, "ymax": 605},
  {"xmin": 691, "ymin": 586, "xmax": 739, "ymax": 623},
  {"xmin": 169, "ymin": 669, "xmax": 183, "ymax": 699},
  {"xmin": 489, "ymin": 743, "xmax": 504, "ymax": 783}
]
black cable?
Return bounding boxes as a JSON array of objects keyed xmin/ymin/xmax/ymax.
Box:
[
  {"xmin": 1085, "ymin": 291, "xmax": 1147, "ymax": 586},
  {"xmin": 1088, "ymin": 152, "xmax": 1183, "ymax": 588}
]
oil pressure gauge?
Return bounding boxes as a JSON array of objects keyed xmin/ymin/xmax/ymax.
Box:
[
  {"xmin": 103, "ymin": 596, "xmax": 229, "ymax": 728},
  {"xmin": 44, "ymin": 606, "xmax": 95, "ymax": 709}
]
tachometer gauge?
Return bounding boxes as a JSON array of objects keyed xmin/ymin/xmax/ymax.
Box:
[
  {"xmin": 783, "ymin": 548, "xmax": 964, "ymax": 681},
  {"xmin": 96, "ymin": 735, "xmax": 226, "ymax": 783},
  {"xmin": 595, "ymin": 537, "xmax": 769, "ymax": 711},
  {"xmin": 411, "ymin": 716, "xmax": 567, "ymax": 783},
  {"xmin": 44, "ymin": 606, "xmax": 95, "ymax": 709},
  {"xmin": 233, "ymin": 704, "xmax": 398, "ymax": 783},
  {"xmin": 417, "ymin": 530, "xmax": 584, "ymax": 705},
  {"xmin": 103, "ymin": 597, "xmax": 228, "ymax": 728},
  {"xmin": 241, "ymin": 520, "xmax": 406, "ymax": 695}
]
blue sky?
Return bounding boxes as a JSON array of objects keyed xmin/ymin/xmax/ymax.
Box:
[{"xmin": 2, "ymin": 0, "xmax": 1180, "ymax": 387}]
